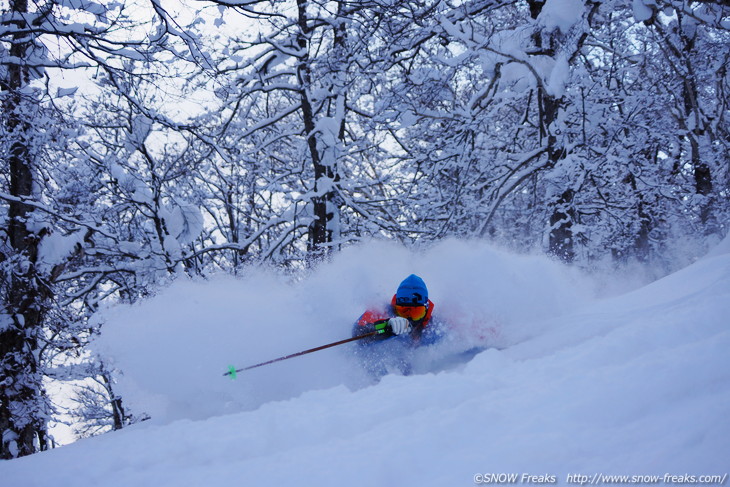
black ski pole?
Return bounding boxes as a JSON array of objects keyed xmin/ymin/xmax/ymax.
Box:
[{"xmin": 225, "ymin": 330, "xmax": 379, "ymax": 378}]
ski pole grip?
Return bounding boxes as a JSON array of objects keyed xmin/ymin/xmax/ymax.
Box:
[{"xmin": 374, "ymin": 319, "xmax": 390, "ymax": 334}]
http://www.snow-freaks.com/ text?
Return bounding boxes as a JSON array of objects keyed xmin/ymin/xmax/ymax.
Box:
[{"xmin": 473, "ymin": 473, "xmax": 728, "ymax": 485}]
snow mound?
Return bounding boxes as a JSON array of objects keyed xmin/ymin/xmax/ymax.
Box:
[{"xmin": 2, "ymin": 240, "xmax": 727, "ymax": 486}]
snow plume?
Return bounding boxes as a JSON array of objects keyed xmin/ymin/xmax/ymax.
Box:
[{"xmin": 92, "ymin": 239, "xmax": 591, "ymax": 424}]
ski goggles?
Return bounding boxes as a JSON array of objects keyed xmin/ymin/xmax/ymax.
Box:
[{"xmin": 394, "ymin": 304, "xmax": 427, "ymax": 321}]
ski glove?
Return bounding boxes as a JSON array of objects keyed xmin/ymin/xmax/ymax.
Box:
[{"xmin": 388, "ymin": 317, "xmax": 411, "ymax": 335}]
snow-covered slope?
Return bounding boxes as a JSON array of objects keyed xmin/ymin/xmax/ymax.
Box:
[{"xmin": 2, "ymin": 239, "xmax": 729, "ymax": 487}]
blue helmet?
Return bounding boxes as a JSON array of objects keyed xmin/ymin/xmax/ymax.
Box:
[{"xmin": 395, "ymin": 274, "xmax": 428, "ymax": 306}]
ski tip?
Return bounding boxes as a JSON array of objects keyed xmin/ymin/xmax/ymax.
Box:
[{"xmin": 226, "ymin": 365, "xmax": 237, "ymax": 379}]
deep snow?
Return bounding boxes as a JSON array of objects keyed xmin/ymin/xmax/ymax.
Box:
[{"xmin": 1, "ymin": 238, "xmax": 729, "ymax": 487}]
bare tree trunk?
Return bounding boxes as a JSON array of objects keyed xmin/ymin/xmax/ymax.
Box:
[
  {"xmin": 0, "ymin": 0, "xmax": 50, "ymax": 459},
  {"xmin": 296, "ymin": 0, "xmax": 345, "ymax": 262},
  {"xmin": 654, "ymin": 12, "xmax": 717, "ymax": 233},
  {"xmin": 527, "ymin": 0, "xmax": 596, "ymax": 262},
  {"xmin": 100, "ymin": 369, "xmax": 127, "ymax": 431}
]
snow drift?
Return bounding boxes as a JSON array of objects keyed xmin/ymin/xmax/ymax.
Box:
[{"xmin": 1, "ymin": 238, "xmax": 728, "ymax": 487}]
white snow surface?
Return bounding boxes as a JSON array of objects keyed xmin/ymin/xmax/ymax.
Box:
[{"xmin": 2, "ymin": 239, "xmax": 729, "ymax": 486}]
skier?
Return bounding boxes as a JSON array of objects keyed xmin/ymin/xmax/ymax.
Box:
[{"xmin": 351, "ymin": 274, "xmax": 443, "ymax": 377}]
